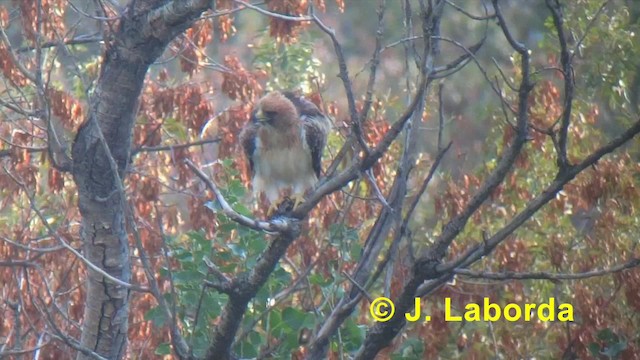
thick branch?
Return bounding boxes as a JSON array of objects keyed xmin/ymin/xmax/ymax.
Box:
[
  {"xmin": 431, "ymin": 0, "xmax": 531, "ymax": 259},
  {"xmin": 355, "ymin": 2, "xmax": 530, "ymax": 356},
  {"xmin": 546, "ymin": 0, "xmax": 574, "ymax": 169},
  {"xmin": 415, "ymin": 116, "xmax": 640, "ymax": 297},
  {"xmin": 204, "ymin": 223, "xmax": 301, "ymax": 360}
]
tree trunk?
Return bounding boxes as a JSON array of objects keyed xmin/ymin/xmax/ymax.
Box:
[
  {"xmin": 70, "ymin": 1, "xmax": 212, "ymax": 358},
  {"xmin": 71, "ymin": 58, "xmax": 150, "ymax": 359}
]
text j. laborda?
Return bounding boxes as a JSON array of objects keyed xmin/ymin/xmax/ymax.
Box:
[{"xmin": 369, "ymin": 297, "xmax": 573, "ymax": 322}]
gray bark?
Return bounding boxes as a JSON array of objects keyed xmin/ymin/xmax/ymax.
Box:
[{"xmin": 70, "ymin": 1, "xmax": 212, "ymax": 358}]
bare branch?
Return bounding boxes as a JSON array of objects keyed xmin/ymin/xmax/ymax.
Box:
[
  {"xmin": 437, "ymin": 83, "xmax": 445, "ymax": 149},
  {"xmin": 362, "ymin": 169, "xmax": 392, "ymax": 211},
  {"xmin": 308, "ymin": 3, "xmax": 444, "ymax": 359},
  {"xmin": 369, "ymin": 142, "xmax": 451, "ymax": 295},
  {"xmin": 128, "ymin": 209, "xmax": 191, "ymax": 358},
  {"xmin": 359, "ymin": 0, "xmax": 387, "ymax": 126},
  {"xmin": 2, "ymin": 167, "xmax": 149, "ymax": 292},
  {"xmin": 427, "ymin": 0, "xmax": 532, "ymax": 259},
  {"xmin": 353, "ymin": 2, "xmax": 531, "ymax": 356},
  {"xmin": 232, "ymin": 0, "xmax": 312, "ymax": 21},
  {"xmin": 0, "ymin": 259, "xmax": 38, "ymax": 268},
  {"xmin": 546, "ymin": 0, "xmax": 574, "ymax": 169},
  {"xmin": 0, "ymin": 97, "xmax": 37, "ymax": 117},
  {"xmin": 456, "ymin": 258, "xmax": 640, "ymax": 281},
  {"xmin": 570, "ymin": 1, "xmax": 609, "ymax": 62},
  {"xmin": 131, "ymin": 138, "xmax": 221, "ymax": 156},
  {"xmin": 0, "ymin": 343, "xmax": 49, "ymax": 357},
  {"xmin": 185, "ymin": 159, "xmax": 293, "ymax": 233},
  {"xmin": 0, "ymin": 235, "xmax": 64, "ymax": 253},
  {"xmin": 68, "ymin": 1, "xmax": 121, "ymax": 21},
  {"xmin": 342, "ymin": 271, "xmax": 373, "ymax": 302},
  {"xmin": 311, "ymin": 6, "xmax": 369, "ymax": 155},
  {"xmin": 17, "ymin": 35, "xmax": 104, "ymax": 53},
  {"xmin": 445, "ymin": 0, "xmax": 495, "ymax": 21},
  {"xmin": 0, "ymin": 146, "xmax": 47, "ymax": 159},
  {"xmin": 434, "ymin": 36, "xmax": 515, "ymax": 113},
  {"xmin": 423, "ymin": 116, "xmax": 640, "ymax": 296}
]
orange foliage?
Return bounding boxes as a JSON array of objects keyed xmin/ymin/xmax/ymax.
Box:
[
  {"xmin": 221, "ymin": 55, "xmax": 264, "ymax": 102},
  {"xmin": 16, "ymin": 0, "xmax": 66, "ymax": 42},
  {"xmin": 177, "ymin": 19, "xmax": 215, "ymax": 75},
  {"xmin": 0, "ymin": 43, "xmax": 30, "ymax": 87},
  {"xmin": 48, "ymin": 88, "xmax": 84, "ymax": 129}
]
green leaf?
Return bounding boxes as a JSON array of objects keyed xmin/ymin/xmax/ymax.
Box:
[
  {"xmin": 173, "ymin": 269, "xmax": 203, "ymax": 285},
  {"xmin": 163, "ymin": 117, "xmax": 187, "ymax": 141},
  {"xmin": 190, "ymin": 330, "xmax": 210, "ymax": 358},
  {"xmin": 308, "ymin": 273, "xmax": 332, "ymax": 287},
  {"xmin": 588, "ymin": 342, "xmax": 601, "ymax": 357},
  {"xmin": 282, "ymin": 307, "xmax": 307, "ymax": 330},
  {"xmin": 268, "ymin": 310, "xmax": 284, "ymax": 338},
  {"xmin": 155, "ymin": 343, "xmax": 171, "ymax": 355},
  {"xmin": 144, "ymin": 306, "xmax": 166, "ymax": 328},
  {"xmin": 603, "ymin": 341, "xmax": 627, "ymax": 357},
  {"xmin": 391, "ymin": 338, "xmax": 424, "ymax": 359},
  {"xmin": 596, "ymin": 328, "xmax": 617, "ymax": 342},
  {"xmin": 341, "ymin": 318, "xmax": 366, "ymax": 351},
  {"xmin": 272, "ymin": 266, "xmax": 292, "ymax": 286},
  {"xmin": 228, "ymin": 180, "xmax": 246, "ymax": 198},
  {"xmin": 248, "ymin": 330, "xmax": 262, "ymax": 347}
]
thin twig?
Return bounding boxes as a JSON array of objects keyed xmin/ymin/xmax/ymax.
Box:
[
  {"xmin": 362, "ymin": 169, "xmax": 392, "ymax": 211},
  {"xmin": 311, "ymin": 6, "xmax": 369, "ymax": 155},
  {"xmin": 2, "ymin": 167, "xmax": 148, "ymax": 292},
  {"xmin": 17, "ymin": 35, "xmax": 103, "ymax": 53},
  {"xmin": 570, "ymin": 1, "xmax": 609, "ymax": 63},
  {"xmin": 232, "ymin": 0, "xmax": 311, "ymax": 21},
  {"xmin": 342, "ymin": 271, "xmax": 373, "ymax": 302},
  {"xmin": 445, "ymin": 0, "xmax": 495, "ymax": 21},
  {"xmin": 455, "ymin": 258, "xmax": 640, "ymax": 281},
  {"xmin": 359, "ymin": 0, "xmax": 387, "ymax": 126},
  {"xmin": 131, "ymin": 138, "xmax": 221, "ymax": 155}
]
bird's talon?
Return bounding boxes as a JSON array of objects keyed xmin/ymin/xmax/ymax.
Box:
[
  {"xmin": 292, "ymin": 195, "xmax": 305, "ymax": 209},
  {"xmin": 267, "ymin": 202, "xmax": 279, "ymax": 216}
]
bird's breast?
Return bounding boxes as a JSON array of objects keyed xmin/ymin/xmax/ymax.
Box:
[
  {"xmin": 257, "ymin": 145, "xmax": 313, "ymax": 182},
  {"xmin": 253, "ymin": 125, "xmax": 316, "ymax": 184}
]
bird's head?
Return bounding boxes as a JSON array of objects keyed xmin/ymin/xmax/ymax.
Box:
[{"xmin": 253, "ymin": 91, "xmax": 298, "ymax": 128}]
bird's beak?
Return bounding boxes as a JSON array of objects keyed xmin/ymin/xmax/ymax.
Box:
[{"xmin": 255, "ymin": 109, "xmax": 268, "ymax": 123}]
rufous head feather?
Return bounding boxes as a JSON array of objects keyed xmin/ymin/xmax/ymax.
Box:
[{"xmin": 254, "ymin": 91, "xmax": 299, "ymax": 128}]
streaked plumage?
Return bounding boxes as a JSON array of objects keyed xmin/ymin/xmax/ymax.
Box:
[{"xmin": 240, "ymin": 91, "xmax": 331, "ymax": 209}]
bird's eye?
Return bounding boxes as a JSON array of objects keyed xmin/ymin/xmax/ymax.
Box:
[{"xmin": 264, "ymin": 110, "xmax": 277, "ymax": 118}]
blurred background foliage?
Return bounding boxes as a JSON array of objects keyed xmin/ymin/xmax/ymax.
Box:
[{"xmin": 0, "ymin": 0, "xmax": 639, "ymax": 359}]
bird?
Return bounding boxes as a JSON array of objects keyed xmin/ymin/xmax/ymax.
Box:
[{"xmin": 239, "ymin": 91, "xmax": 331, "ymax": 213}]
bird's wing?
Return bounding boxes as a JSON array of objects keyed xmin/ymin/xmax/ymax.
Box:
[
  {"xmin": 283, "ymin": 92, "xmax": 324, "ymax": 120},
  {"xmin": 282, "ymin": 92, "xmax": 331, "ymax": 178},
  {"xmin": 239, "ymin": 121, "xmax": 258, "ymax": 176},
  {"xmin": 304, "ymin": 121, "xmax": 327, "ymax": 178}
]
